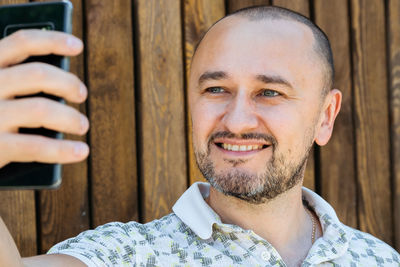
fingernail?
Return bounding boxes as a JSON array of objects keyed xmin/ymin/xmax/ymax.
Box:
[
  {"xmin": 67, "ymin": 36, "xmax": 83, "ymax": 49},
  {"xmin": 74, "ymin": 143, "xmax": 88, "ymax": 157}
]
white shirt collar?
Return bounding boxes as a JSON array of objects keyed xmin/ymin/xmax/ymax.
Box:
[{"xmin": 172, "ymin": 182, "xmax": 221, "ymax": 239}]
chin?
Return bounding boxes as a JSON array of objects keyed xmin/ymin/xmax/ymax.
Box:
[{"xmin": 207, "ymin": 169, "xmax": 267, "ymax": 196}]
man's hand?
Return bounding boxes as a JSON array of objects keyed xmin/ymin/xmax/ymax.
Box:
[
  {"xmin": 0, "ymin": 29, "xmax": 89, "ymax": 168},
  {"xmin": 0, "ymin": 30, "xmax": 89, "ymax": 266}
]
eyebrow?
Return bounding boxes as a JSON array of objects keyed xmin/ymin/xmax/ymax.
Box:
[
  {"xmin": 256, "ymin": 74, "xmax": 293, "ymax": 89},
  {"xmin": 198, "ymin": 71, "xmax": 229, "ymax": 86},
  {"xmin": 197, "ymin": 71, "xmax": 294, "ymax": 89}
]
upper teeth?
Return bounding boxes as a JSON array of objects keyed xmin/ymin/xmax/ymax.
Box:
[{"xmin": 222, "ymin": 143, "xmax": 263, "ymax": 151}]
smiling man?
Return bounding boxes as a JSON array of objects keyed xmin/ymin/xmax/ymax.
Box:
[
  {"xmin": 0, "ymin": 5, "xmax": 399, "ymax": 267},
  {"xmin": 190, "ymin": 13, "xmax": 328, "ymax": 204}
]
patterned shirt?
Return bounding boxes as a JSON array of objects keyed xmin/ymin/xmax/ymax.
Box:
[{"xmin": 48, "ymin": 182, "xmax": 400, "ymax": 266}]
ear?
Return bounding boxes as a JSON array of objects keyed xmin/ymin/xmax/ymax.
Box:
[{"xmin": 315, "ymin": 89, "xmax": 342, "ymax": 146}]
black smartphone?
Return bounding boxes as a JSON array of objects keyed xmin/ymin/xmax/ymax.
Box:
[{"xmin": 0, "ymin": 1, "xmax": 73, "ymax": 189}]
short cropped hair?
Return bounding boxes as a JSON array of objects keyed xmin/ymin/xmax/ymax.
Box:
[{"xmin": 194, "ymin": 6, "xmax": 334, "ymax": 95}]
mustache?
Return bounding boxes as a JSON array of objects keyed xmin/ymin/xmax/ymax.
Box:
[{"xmin": 208, "ymin": 131, "xmax": 278, "ymax": 147}]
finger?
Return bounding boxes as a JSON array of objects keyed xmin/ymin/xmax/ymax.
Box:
[
  {"xmin": 0, "ymin": 133, "xmax": 89, "ymax": 167},
  {"xmin": 0, "ymin": 30, "xmax": 83, "ymax": 67},
  {"xmin": 0, "ymin": 98, "xmax": 89, "ymax": 135},
  {"xmin": 0, "ymin": 63, "xmax": 87, "ymax": 103}
]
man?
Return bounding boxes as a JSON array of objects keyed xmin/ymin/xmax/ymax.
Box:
[{"xmin": 0, "ymin": 5, "xmax": 399, "ymax": 267}]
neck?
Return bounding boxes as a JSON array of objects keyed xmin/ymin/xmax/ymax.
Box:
[{"xmin": 206, "ymin": 184, "xmax": 316, "ymax": 265}]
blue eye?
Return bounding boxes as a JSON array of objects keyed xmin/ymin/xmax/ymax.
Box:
[
  {"xmin": 206, "ymin": 87, "xmax": 225, "ymax": 94},
  {"xmin": 260, "ymin": 89, "xmax": 279, "ymax": 97}
]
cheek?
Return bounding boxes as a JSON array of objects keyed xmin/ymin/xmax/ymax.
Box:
[
  {"xmin": 191, "ymin": 101, "xmax": 226, "ymax": 147},
  {"xmin": 258, "ymin": 104, "xmax": 310, "ymax": 148}
]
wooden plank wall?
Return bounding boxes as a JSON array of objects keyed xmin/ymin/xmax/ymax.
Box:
[{"xmin": 0, "ymin": 0, "xmax": 398, "ymax": 256}]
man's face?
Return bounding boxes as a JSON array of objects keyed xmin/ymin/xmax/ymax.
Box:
[{"xmin": 189, "ymin": 17, "xmax": 327, "ymax": 203}]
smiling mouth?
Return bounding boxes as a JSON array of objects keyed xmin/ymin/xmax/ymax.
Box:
[{"xmin": 215, "ymin": 143, "xmax": 270, "ymax": 152}]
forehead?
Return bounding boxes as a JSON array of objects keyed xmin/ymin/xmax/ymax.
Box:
[{"xmin": 190, "ymin": 17, "xmax": 323, "ymax": 90}]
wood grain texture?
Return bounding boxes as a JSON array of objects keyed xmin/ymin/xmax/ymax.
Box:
[
  {"xmin": 183, "ymin": 0, "xmax": 225, "ymax": 185},
  {"xmin": 0, "ymin": 0, "xmax": 37, "ymax": 258},
  {"xmin": 388, "ymin": 0, "xmax": 400, "ymax": 250},
  {"xmin": 0, "ymin": 0, "xmax": 26, "ymax": 3},
  {"xmin": 0, "ymin": 191, "xmax": 36, "ymax": 256},
  {"xmin": 351, "ymin": 0, "xmax": 392, "ymax": 244},
  {"xmin": 33, "ymin": 0, "xmax": 90, "ymax": 253},
  {"xmin": 227, "ymin": 0, "xmax": 270, "ymax": 12},
  {"xmin": 85, "ymin": 0, "xmax": 138, "ymax": 227},
  {"xmin": 135, "ymin": 0, "xmax": 187, "ymax": 222},
  {"xmin": 314, "ymin": 0, "xmax": 357, "ymax": 228},
  {"xmin": 270, "ymin": 0, "xmax": 315, "ymax": 191},
  {"xmin": 272, "ymin": 0, "xmax": 309, "ymax": 15}
]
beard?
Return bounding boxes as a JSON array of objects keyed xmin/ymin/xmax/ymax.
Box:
[{"xmin": 195, "ymin": 131, "xmax": 314, "ymax": 204}]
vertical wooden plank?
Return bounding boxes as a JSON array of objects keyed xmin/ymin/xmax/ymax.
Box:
[
  {"xmin": 351, "ymin": 0, "xmax": 392, "ymax": 244},
  {"xmin": 0, "ymin": 0, "xmax": 25, "ymax": 3},
  {"xmin": 227, "ymin": 0, "xmax": 270, "ymax": 13},
  {"xmin": 85, "ymin": 0, "xmax": 138, "ymax": 226},
  {"xmin": 272, "ymin": 0, "xmax": 309, "ymax": 15},
  {"xmin": 0, "ymin": 0, "xmax": 37, "ymax": 258},
  {"xmin": 315, "ymin": 0, "xmax": 357, "ymax": 228},
  {"xmin": 183, "ymin": 0, "xmax": 225, "ymax": 185},
  {"xmin": 33, "ymin": 0, "xmax": 90, "ymax": 253},
  {"xmin": 270, "ymin": 0, "xmax": 315, "ymax": 191},
  {"xmin": 388, "ymin": 0, "xmax": 400, "ymax": 250},
  {"xmin": 135, "ymin": 0, "xmax": 187, "ymax": 222},
  {"xmin": 0, "ymin": 191, "xmax": 36, "ymax": 256}
]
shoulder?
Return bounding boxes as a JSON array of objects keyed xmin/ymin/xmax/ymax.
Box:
[
  {"xmin": 78, "ymin": 212, "xmax": 182, "ymax": 243},
  {"xmin": 48, "ymin": 213, "xmax": 182, "ymax": 266},
  {"xmin": 342, "ymin": 225, "xmax": 399, "ymax": 265}
]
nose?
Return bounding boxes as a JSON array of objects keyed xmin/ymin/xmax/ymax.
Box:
[{"xmin": 221, "ymin": 92, "xmax": 259, "ymax": 134}]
